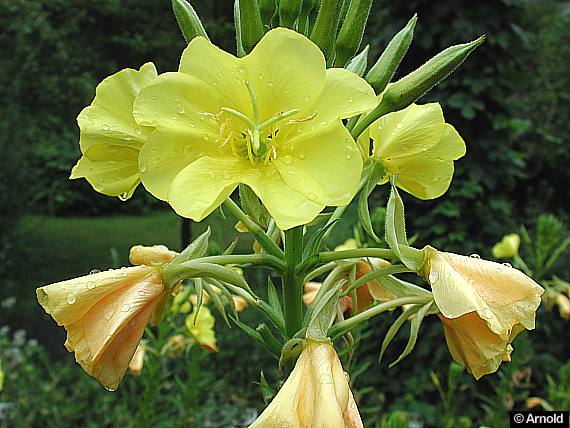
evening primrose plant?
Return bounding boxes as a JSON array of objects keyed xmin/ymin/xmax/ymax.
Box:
[{"xmin": 36, "ymin": 1, "xmax": 544, "ymax": 426}]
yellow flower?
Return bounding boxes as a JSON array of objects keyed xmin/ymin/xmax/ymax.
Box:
[
  {"xmin": 36, "ymin": 265, "xmax": 167, "ymax": 390},
  {"xmin": 362, "ymin": 102, "xmax": 466, "ymax": 200},
  {"xmin": 128, "ymin": 343, "xmax": 145, "ymax": 376},
  {"xmin": 250, "ymin": 339, "xmax": 363, "ymax": 428},
  {"xmin": 422, "ymin": 246, "xmax": 543, "ymax": 379},
  {"xmin": 132, "ymin": 28, "xmax": 376, "ymax": 230},
  {"xmin": 70, "ymin": 63, "xmax": 158, "ymax": 200},
  {"xmin": 185, "ymin": 306, "xmax": 218, "ymax": 352},
  {"xmin": 492, "ymin": 233, "xmax": 521, "ymax": 259}
]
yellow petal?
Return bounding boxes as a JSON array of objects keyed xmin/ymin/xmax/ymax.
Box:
[
  {"xmin": 70, "ymin": 145, "xmax": 140, "ymax": 198},
  {"xmin": 179, "ymin": 36, "xmax": 249, "ymax": 113},
  {"xmin": 128, "ymin": 344, "xmax": 145, "ymax": 376},
  {"xmin": 440, "ymin": 313, "xmax": 520, "ymax": 379},
  {"xmin": 243, "ymin": 28, "xmax": 326, "ymax": 122},
  {"xmin": 185, "ymin": 306, "xmax": 218, "ymax": 352},
  {"xmin": 275, "ymin": 122, "xmax": 363, "ymax": 206},
  {"xmin": 423, "ymin": 246, "xmax": 544, "ymax": 336},
  {"xmin": 36, "ymin": 266, "xmax": 165, "ymax": 390},
  {"xmin": 249, "ymin": 339, "xmax": 363, "ymax": 428},
  {"xmin": 371, "ymin": 103, "xmax": 445, "ymax": 160},
  {"xmin": 492, "ymin": 233, "xmax": 521, "ymax": 259},
  {"xmin": 129, "ymin": 244, "xmax": 178, "ymax": 266},
  {"xmin": 390, "ymin": 124, "xmax": 466, "ymax": 199}
]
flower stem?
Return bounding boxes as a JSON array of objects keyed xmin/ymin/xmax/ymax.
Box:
[
  {"xmin": 328, "ymin": 296, "xmax": 431, "ymax": 338},
  {"xmin": 223, "ymin": 198, "xmax": 284, "ymax": 259},
  {"xmin": 296, "ymin": 247, "xmax": 397, "ymax": 274},
  {"xmin": 283, "ymin": 226, "xmax": 304, "ymax": 338}
]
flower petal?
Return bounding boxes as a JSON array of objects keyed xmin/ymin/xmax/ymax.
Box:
[
  {"xmin": 179, "ymin": 36, "xmax": 249, "ymax": 113},
  {"xmin": 70, "ymin": 145, "xmax": 140, "ymax": 198},
  {"xmin": 138, "ymin": 127, "xmax": 226, "ymax": 200},
  {"xmin": 275, "ymin": 122, "xmax": 363, "ymax": 206},
  {"xmin": 390, "ymin": 125, "xmax": 466, "ymax": 199},
  {"xmin": 371, "ymin": 103, "xmax": 445, "ymax": 160},
  {"xmin": 244, "ymin": 28, "xmax": 326, "ymax": 121},
  {"xmin": 78, "ymin": 62, "xmax": 157, "ymax": 153}
]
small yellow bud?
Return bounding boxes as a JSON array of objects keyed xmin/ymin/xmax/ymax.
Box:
[
  {"xmin": 555, "ymin": 293, "xmax": 570, "ymax": 319},
  {"xmin": 232, "ymin": 295, "xmax": 248, "ymax": 312},
  {"xmin": 128, "ymin": 344, "xmax": 145, "ymax": 376},
  {"xmin": 129, "ymin": 244, "xmax": 178, "ymax": 266},
  {"xmin": 492, "ymin": 234, "xmax": 521, "ymax": 259}
]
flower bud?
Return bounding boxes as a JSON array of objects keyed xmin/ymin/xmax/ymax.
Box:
[
  {"xmin": 171, "ymin": 0, "xmax": 209, "ymax": 42},
  {"xmin": 310, "ymin": 0, "xmax": 343, "ymax": 65},
  {"xmin": 128, "ymin": 344, "xmax": 145, "ymax": 376},
  {"xmin": 555, "ymin": 293, "xmax": 570, "ymax": 319},
  {"xmin": 492, "ymin": 233, "xmax": 521, "ymax": 259},
  {"xmin": 334, "ymin": 0, "xmax": 373, "ymax": 67},
  {"xmin": 232, "ymin": 295, "xmax": 248, "ymax": 312},
  {"xmin": 166, "ymin": 334, "xmax": 187, "ymax": 357},
  {"xmin": 366, "ymin": 14, "xmax": 417, "ymax": 93},
  {"xmin": 346, "ymin": 45, "xmax": 369, "ymax": 77},
  {"xmin": 278, "ymin": 0, "xmax": 303, "ymax": 28},
  {"xmin": 258, "ymin": 0, "xmax": 277, "ymax": 24},
  {"xmin": 238, "ymin": 0, "xmax": 265, "ymax": 53},
  {"xmin": 129, "ymin": 244, "xmax": 177, "ymax": 266}
]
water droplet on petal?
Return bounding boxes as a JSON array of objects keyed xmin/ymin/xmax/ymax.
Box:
[
  {"xmin": 296, "ymin": 151, "xmax": 306, "ymax": 160},
  {"xmin": 118, "ymin": 192, "xmax": 129, "ymax": 201},
  {"xmin": 202, "ymin": 134, "xmax": 209, "ymax": 141},
  {"xmin": 502, "ymin": 262, "xmax": 512, "ymax": 268},
  {"xmin": 307, "ymin": 192, "xmax": 317, "ymax": 201},
  {"xmin": 258, "ymin": 74, "xmax": 264, "ymax": 80},
  {"xmin": 176, "ymin": 104, "xmax": 186, "ymax": 115},
  {"xmin": 469, "ymin": 254, "xmax": 481, "ymax": 259},
  {"xmin": 101, "ymin": 124, "xmax": 110, "ymax": 131},
  {"xmin": 267, "ymin": 81, "xmax": 274, "ymax": 87},
  {"xmin": 348, "ymin": 97, "xmax": 354, "ymax": 103},
  {"xmin": 429, "ymin": 271, "xmax": 440, "ymax": 284},
  {"xmin": 134, "ymin": 127, "xmax": 142, "ymax": 136},
  {"xmin": 138, "ymin": 290, "xmax": 146, "ymax": 297},
  {"xmin": 140, "ymin": 163, "xmax": 148, "ymax": 173},
  {"xmin": 87, "ymin": 281, "xmax": 96, "ymax": 290},
  {"xmin": 480, "ymin": 308, "xmax": 493, "ymax": 320},
  {"xmin": 89, "ymin": 269, "xmax": 100, "ymax": 275},
  {"xmin": 344, "ymin": 147, "xmax": 353, "ymax": 160},
  {"xmin": 282, "ymin": 155, "xmax": 294, "ymax": 166},
  {"xmin": 66, "ymin": 293, "xmax": 76, "ymax": 305},
  {"xmin": 121, "ymin": 304, "xmax": 131, "ymax": 312},
  {"xmin": 190, "ymin": 122, "xmax": 196, "ymax": 128},
  {"xmin": 104, "ymin": 310, "xmax": 116, "ymax": 321}
]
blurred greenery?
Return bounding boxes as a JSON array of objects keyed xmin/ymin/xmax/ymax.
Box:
[{"xmin": 1, "ymin": 0, "xmax": 569, "ymax": 427}]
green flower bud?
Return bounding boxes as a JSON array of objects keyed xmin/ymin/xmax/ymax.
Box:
[
  {"xmin": 310, "ymin": 0, "xmax": 343, "ymax": 66},
  {"xmin": 238, "ymin": 0, "xmax": 265, "ymax": 53},
  {"xmin": 366, "ymin": 14, "xmax": 417, "ymax": 93},
  {"xmin": 346, "ymin": 44, "xmax": 369, "ymax": 77},
  {"xmin": 352, "ymin": 35, "xmax": 485, "ymax": 139},
  {"xmin": 171, "ymin": 0, "xmax": 209, "ymax": 42},
  {"xmin": 234, "ymin": 0, "xmax": 246, "ymax": 57},
  {"xmin": 259, "ymin": 0, "xmax": 277, "ymax": 25},
  {"xmin": 334, "ymin": 0, "xmax": 373, "ymax": 67},
  {"xmin": 279, "ymin": 0, "xmax": 303, "ymax": 29}
]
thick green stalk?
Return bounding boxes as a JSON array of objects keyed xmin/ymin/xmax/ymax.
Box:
[{"xmin": 283, "ymin": 226, "xmax": 304, "ymax": 337}]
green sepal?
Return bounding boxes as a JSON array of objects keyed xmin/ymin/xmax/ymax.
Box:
[
  {"xmin": 346, "ymin": 45, "xmax": 369, "ymax": 77},
  {"xmin": 258, "ymin": 371, "xmax": 276, "ymax": 404},
  {"xmin": 302, "ymin": 219, "xmax": 339, "ymax": 259},
  {"xmin": 298, "ymin": 0, "xmax": 317, "ymax": 34},
  {"xmin": 385, "ymin": 182, "xmax": 424, "ymax": 271},
  {"xmin": 366, "ymin": 14, "xmax": 417, "ymax": 93},
  {"xmin": 334, "ymin": 0, "xmax": 373, "ymax": 67},
  {"xmin": 378, "ymin": 304, "xmax": 419, "ymax": 364},
  {"xmin": 176, "ymin": 227, "xmax": 210, "ymax": 262},
  {"xmin": 239, "ymin": 184, "xmax": 270, "ymax": 229},
  {"xmin": 171, "ymin": 0, "xmax": 209, "ymax": 43},
  {"xmin": 238, "ymin": 0, "xmax": 265, "ymax": 53},
  {"xmin": 234, "ymin": 0, "xmax": 246, "ymax": 57},
  {"xmin": 256, "ymin": 323, "xmax": 282, "ymax": 357},
  {"xmin": 358, "ymin": 159, "xmax": 387, "ymax": 243},
  {"xmin": 278, "ymin": 337, "xmax": 304, "ymax": 369},
  {"xmin": 258, "ymin": 0, "xmax": 277, "ymax": 25},
  {"xmin": 192, "ymin": 278, "xmax": 204, "ymax": 323},
  {"xmin": 201, "ymin": 280, "xmax": 230, "ymax": 326},
  {"xmin": 305, "ymin": 281, "xmax": 344, "ymax": 339},
  {"xmin": 267, "ymin": 277, "xmax": 284, "ymax": 319},
  {"xmin": 375, "ymin": 274, "xmax": 433, "ymax": 299},
  {"xmin": 310, "ymin": 0, "xmax": 343, "ymax": 66},
  {"xmin": 230, "ymin": 314, "xmax": 265, "ymax": 346},
  {"xmin": 389, "ymin": 300, "xmax": 434, "ymax": 367}
]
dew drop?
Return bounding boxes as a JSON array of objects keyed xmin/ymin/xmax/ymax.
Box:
[
  {"xmin": 190, "ymin": 122, "xmax": 196, "ymax": 128},
  {"xmin": 134, "ymin": 127, "xmax": 142, "ymax": 136},
  {"xmin": 319, "ymin": 121, "xmax": 328, "ymax": 128},
  {"xmin": 138, "ymin": 290, "xmax": 146, "ymax": 297},
  {"xmin": 307, "ymin": 192, "xmax": 317, "ymax": 201},
  {"xmin": 480, "ymin": 308, "xmax": 493, "ymax": 320},
  {"xmin": 121, "ymin": 304, "xmax": 131, "ymax": 312},
  {"xmin": 202, "ymin": 134, "xmax": 209, "ymax": 141},
  {"xmin": 469, "ymin": 254, "xmax": 481, "ymax": 259},
  {"xmin": 101, "ymin": 124, "xmax": 110, "ymax": 131},
  {"xmin": 118, "ymin": 192, "xmax": 129, "ymax": 201},
  {"xmin": 104, "ymin": 310, "xmax": 116, "ymax": 321},
  {"xmin": 140, "ymin": 163, "xmax": 148, "ymax": 173},
  {"xmin": 89, "ymin": 269, "xmax": 100, "ymax": 275},
  {"xmin": 296, "ymin": 151, "xmax": 306, "ymax": 160},
  {"xmin": 282, "ymin": 155, "xmax": 294, "ymax": 166},
  {"xmin": 176, "ymin": 104, "xmax": 186, "ymax": 115},
  {"xmin": 151, "ymin": 95, "xmax": 157, "ymax": 101},
  {"xmin": 184, "ymin": 146, "xmax": 193, "ymax": 156},
  {"xmin": 348, "ymin": 97, "xmax": 354, "ymax": 103},
  {"xmin": 304, "ymin": 96, "xmax": 311, "ymax": 102},
  {"xmin": 66, "ymin": 293, "xmax": 77, "ymax": 305},
  {"xmin": 258, "ymin": 74, "xmax": 264, "ymax": 80},
  {"xmin": 502, "ymin": 262, "xmax": 512, "ymax": 268},
  {"xmin": 104, "ymin": 386, "xmax": 116, "ymax": 392},
  {"xmin": 344, "ymin": 147, "xmax": 353, "ymax": 160},
  {"xmin": 267, "ymin": 81, "xmax": 274, "ymax": 87},
  {"xmin": 87, "ymin": 281, "xmax": 96, "ymax": 290},
  {"xmin": 429, "ymin": 271, "xmax": 440, "ymax": 284}
]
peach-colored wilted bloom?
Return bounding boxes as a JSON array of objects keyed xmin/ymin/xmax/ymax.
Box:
[
  {"xmin": 36, "ymin": 265, "xmax": 167, "ymax": 390},
  {"xmin": 422, "ymin": 246, "xmax": 543, "ymax": 379},
  {"xmin": 128, "ymin": 343, "xmax": 146, "ymax": 376},
  {"xmin": 129, "ymin": 244, "xmax": 178, "ymax": 266},
  {"xmin": 233, "ymin": 295, "xmax": 248, "ymax": 312},
  {"xmin": 166, "ymin": 334, "xmax": 187, "ymax": 358},
  {"xmin": 249, "ymin": 339, "xmax": 363, "ymax": 428}
]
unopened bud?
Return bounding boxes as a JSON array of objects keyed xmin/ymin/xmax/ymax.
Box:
[
  {"xmin": 310, "ymin": 0, "xmax": 343, "ymax": 65},
  {"xmin": 239, "ymin": 0, "xmax": 265, "ymax": 53},
  {"xmin": 278, "ymin": 0, "xmax": 303, "ymax": 28},
  {"xmin": 346, "ymin": 45, "xmax": 369, "ymax": 77},
  {"xmin": 335, "ymin": 0, "xmax": 373, "ymax": 67},
  {"xmin": 171, "ymin": 0, "xmax": 209, "ymax": 42}
]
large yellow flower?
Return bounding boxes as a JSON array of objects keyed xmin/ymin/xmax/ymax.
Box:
[
  {"xmin": 362, "ymin": 102, "xmax": 466, "ymax": 200},
  {"xmin": 421, "ymin": 246, "xmax": 544, "ymax": 378},
  {"xmin": 132, "ymin": 28, "xmax": 376, "ymax": 230},
  {"xmin": 36, "ymin": 265, "xmax": 167, "ymax": 390},
  {"xmin": 70, "ymin": 62, "xmax": 158, "ymax": 200},
  {"xmin": 250, "ymin": 339, "xmax": 363, "ymax": 428}
]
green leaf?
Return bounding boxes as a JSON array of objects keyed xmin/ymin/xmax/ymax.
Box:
[
  {"xmin": 374, "ymin": 274, "xmax": 432, "ymax": 299},
  {"xmin": 302, "ymin": 218, "xmax": 339, "ymax": 259},
  {"xmin": 378, "ymin": 305, "xmax": 419, "ymax": 364},
  {"xmin": 389, "ymin": 301, "xmax": 434, "ymax": 367},
  {"xmin": 258, "ymin": 0, "xmax": 277, "ymax": 25},
  {"xmin": 201, "ymin": 280, "xmax": 229, "ymax": 326},
  {"xmin": 267, "ymin": 277, "xmax": 284, "ymax": 319},
  {"xmin": 306, "ymin": 282, "xmax": 343, "ymax": 339},
  {"xmin": 278, "ymin": 0, "xmax": 303, "ymax": 28},
  {"xmin": 239, "ymin": 184, "xmax": 270, "ymax": 229},
  {"xmin": 358, "ymin": 159, "xmax": 387, "ymax": 242},
  {"xmin": 259, "ymin": 371, "xmax": 276, "ymax": 404},
  {"xmin": 178, "ymin": 227, "xmax": 210, "ymax": 261},
  {"xmin": 192, "ymin": 278, "xmax": 204, "ymax": 324},
  {"xmin": 171, "ymin": 0, "xmax": 209, "ymax": 43},
  {"xmin": 278, "ymin": 337, "xmax": 304, "ymax": 369},
  {"xmin": 230, "ymin": 314, "xmax": 264, "ymax": 346}
]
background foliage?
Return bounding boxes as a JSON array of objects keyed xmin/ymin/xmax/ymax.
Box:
[{"xmin": 1, "ymin": 0, "xmax": 569, "ymax": 427}]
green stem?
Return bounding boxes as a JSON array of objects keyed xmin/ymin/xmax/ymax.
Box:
[
  {"xmin": 223, "ymin": 198, "xmax": 284, "ymax": 259},
  {"xmin": 303, "ymin": 261, "xmax": 337, "ymax": 283},
  {"xmin": 283, "ymin": 226, "xmax": 304, "ymax": 337},
  {"xmin": 297, "ymin": 248, "xmax": 397, "ymax": 274},
  {"xmin": 328, "ymin": 296, "xmax": 430, "ymax": 338},
  {"xmin": 194, "ymin": 254, "xmax": 285, "ymax": 271}
]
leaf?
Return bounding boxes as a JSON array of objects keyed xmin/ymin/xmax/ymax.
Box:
[
  {"xmin": 192, "ymin": 278, "xmax": 204, "ymax": 324},
  {"xmin": 222, "ymin": 234, "xmax": 240, "ymax": 256},
  {"xmin": 230, "ymin": 314, "xmax": 264, "ymax": 345},
  {"xmin": 378, "ymin": 304, "xmax": 419, "ymax": 364},
  {"xmin": 258, "ymin": 371, "xmax": 275, "ymax": 405},
  {"xmin": 303, "ymin": 218, "xmax": 339, "ymax": 259},
  {"xmin": 178, "ymin": 227, "xmax": 210, "ymax": 261},
  {"xmin": 171, "ymin": 0, "xmax": 209, "ymax": 43},
  {"xmin": 389, "ymin": 301, "xmax": 434, "ymax": 367},
  {"xmin": 201, "ymin": 280, "xmax": 229, "ymax": 326},
  {"xmin": 267, "ymin": 277, "xmax": 284, "ymax": 319},
  {"xmin": 374, "ymin": 274, "xmax": 432, "ymax": 299},
  {"xmin": 239, "ymin": 184, "xmax": 270, "ymax": 229},
  {"xmin": 358, "ymin": 158, "xmax": 386, "ymax": 242},
  {"xmin": 306, "ymin": 282, "xmax": 343, "ymax": 339},
  {"xmin": 278, "ymin": 337, "xmax": 304, "ymax": 369}
]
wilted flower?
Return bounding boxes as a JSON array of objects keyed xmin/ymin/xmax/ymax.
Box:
[
  {"xmin": 132, "ymin": 28, "xmax": 376, "ymax": 229},
  {"xmin": 166, "ymin": 334, "xmax": 187, "ymax": 358},
  {"xmin": 185, "ymin": 306, "xmax": 218, "ymax": 352},
  {"xmin": 128, "ymin": 343, "xmax": 146, "ymax": 376},
  {"xmin": 130, "ymin": 244, "xmax": 178, "ymax": 266},
  {"xmin": 232, "ymin": 295, "xmax": 248, "ymax": 312},
  {"xmin": 422, "ymin": 246, "xmax": 543, "ymax": 378},
  {"xmin": 249, "ymin": 339, "xmax": 363, "ymax": 427},
  {"xmin": 70, "ymin": 63, "xmax": 158, "ymax": 200},
  {"xmin": 36, "ymin": 265, "xmax": 167, "ymax": 390},
  {"xmin": 361, "ymin": 102, "xmax": 466, "ymax": 200},
  {"xmin": 492, "ymin": 233, "xmax": 521, "ymax": 259}
]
